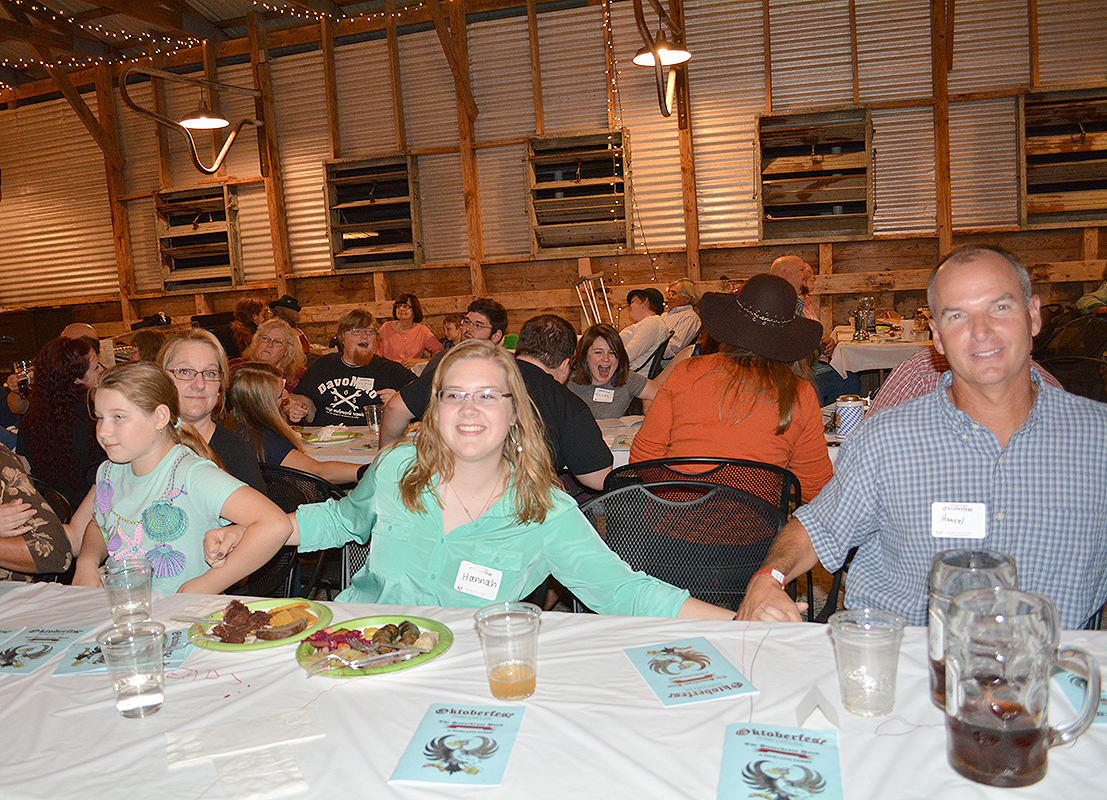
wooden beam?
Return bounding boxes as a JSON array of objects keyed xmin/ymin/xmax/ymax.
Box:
[
  {"xmin": 92, "ymin": 0, "xmax": 227, "ymax": 43},
  {"xmin": 248, "ymin": 12, "xmax": 292, "ymax": 296},
  {"xmin": 811, "ymin": 261, "xmax": 1107, "ymax": 296},
  {"xmin": 0, "ymin": 16, "xmax": 113, "ymax": 59},
  {"xmin": 150, "ymin": 50, "xmax": 172, "ymax": 189},
  {"xmin": 527, "ymin": 0, "xmax": 543, "ymax": 136},
  {"xmin": 95, "ymin": 61, "xmax": 138, "ymax": 324},
  {"xmin": 41, "ymin": 58, "xmax": 123, "ymax": 167},
  {"xmin": 385, "ymin": 0, "xmax": 406, "ymax": 151},
  {"xmin": 1028, "ymin": 0, "xmax": 1039, "ymax": 88},
  {"xmin": 320, "ymin": 15, "xmax": 341, "ymax": 158},
  {"xmin": 448, "ymin": 0, "xmax": 485, "ymax": 295},
  {"xmin": 1083, "ymin": 228, "xmax": 1099, "ymax": 262},
  {"xmin": 427, "ymin": 0, "xmax": 478, "ymax": 122},
  {"xmin": 848, "ymin": 0, "xmax": 859, "ymax": 104},
  {"xmin": 284, "ymin": 0, "xmax": 341, "ymax": 18},
  {"xmin": 602, "ymin": 0, "xmax": 616, "ymax": 130},
  {"xmin": 671, "ymin": 0, "xmax": 699, "ymax": 282},
  {"xmin": 202, "ymin": 40, "xmax": 226, "ymax": 179},
  {"xmin": 3, "ymin": 0, "xmax": 119, "ymax": 59},
  {"xmin": 930, "ymin": 0, "xmax": 953, "ymax": 258},
  {"xmin": 762, "ymin": 0, "xmax": 772, "ymax": 113}
]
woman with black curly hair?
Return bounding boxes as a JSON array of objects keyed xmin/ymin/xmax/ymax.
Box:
[{"xmin": 17, "ymin": 336, "xmax": 105, "ymax": 508}]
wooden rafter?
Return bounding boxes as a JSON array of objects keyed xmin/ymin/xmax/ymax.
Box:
[
  {"xmin": 0, "ymin": 16, "xmax": 115, "ymax": 59},
  {"xmin": 92, "ymin": 0, "xmax": 227, "ymax": 43},
  {"xmin": 283, "ymin": 0, "xmax": 342, "ymax": 18},
  {"xmin": 427, "ymin": 0, "xmax": 478, "ymax": 121}
]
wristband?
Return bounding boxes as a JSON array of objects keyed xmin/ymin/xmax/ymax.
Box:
[{"xmin": 753, "ymin": 567, "xmax": 786, "ymax": 589}]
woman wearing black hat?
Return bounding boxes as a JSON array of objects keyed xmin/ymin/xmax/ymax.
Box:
[{"xmin": 629, "ymin": 274, "xmax": 833, "ymax": 501}]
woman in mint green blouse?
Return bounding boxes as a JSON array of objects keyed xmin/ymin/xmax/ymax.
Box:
[{"xmin": 208, "ymin": 340, "xmax": 737, "ymax": 619}]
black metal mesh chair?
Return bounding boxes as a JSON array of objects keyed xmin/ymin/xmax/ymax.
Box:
[
  {"xmin": 241, "ymin": 463, "xmax": 347, "ymax": 598},
  {"xmin": 340, "ymin": 539, "xmax": 371, "ymax": 593},
  {"xmin": 30, "ymin": 477, "xmax": 73, "ymax": 524},
  {"xmin": 1032, "ymin": 314, "xmax": 1107, "ymax": 402},
  {"xmin": 603, "ymin": 458, "xmax": 812, "ymax": 616},
  {"xmin": 573, "ymin": 481, "xmax": 786, "ymax": 613},
  {"xmin": 635, "ymin": 331, "xmax": 674, "ymax": 380}
]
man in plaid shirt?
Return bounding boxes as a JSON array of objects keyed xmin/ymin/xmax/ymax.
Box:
[{"xmin": 737, "ymin": 245, "xmax": 1107, "ymax": 628}]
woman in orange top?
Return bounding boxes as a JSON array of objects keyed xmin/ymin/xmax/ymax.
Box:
[{"xmin": 630, "ymin": 274, "xmax": 833, "ymax": 501}]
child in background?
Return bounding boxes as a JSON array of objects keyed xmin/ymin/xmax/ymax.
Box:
[
  {"xmin": 72, "ymin": 361, "xmax": 291, "ymax": 595},
  {"xmin": 442, "ymin": 314, "xmax": 463, "ymax": 350}
]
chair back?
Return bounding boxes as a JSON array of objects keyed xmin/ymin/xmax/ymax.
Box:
[
  {"xmin": 30, "ymin": 477, "xmax": 73, "ymax": 524},
  {"xmin": 636, "ymin": 331, "xmax": 674, "ymax": 380},
  {"xmin": 1032, "ymin": 314, "xmax": 1107, "ymax": 402},
  {"xmin": 578, "ymin": 481, "xmax": 786, "ymax": 612},
  {"xmin": 604, "ymin": 457, "xmax": 801, "ymax": 515},
  {"xmin": 341, "ymin": 540, "xmax": 371, "ymax": 591}
]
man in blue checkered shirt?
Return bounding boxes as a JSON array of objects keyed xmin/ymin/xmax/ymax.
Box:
[{"xmin": 736, "ymin": 245, "xmax": 1107, "ymax": 629}]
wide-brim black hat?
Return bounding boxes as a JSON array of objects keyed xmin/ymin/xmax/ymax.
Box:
[{"xmin": 699, "ymin": 275, "xmax": 823, "ymax": 362}]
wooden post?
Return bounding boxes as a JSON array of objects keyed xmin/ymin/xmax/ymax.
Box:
[
  {"xmin": 95, "ymin": 62, "xmax": 138, "ymax": 325},
  {"xmin": 818, "ymin": 242, "xmax": 835, "ymax": 332},
  {"xmin": 527, "ymin": 0, "xmax": 544, "ymax": 136},
  {"xmin": 1027, "ymin": 0, "xmax": 1039, "ymax": 88},
  {"xmin": 849, "ymin": 0, "xmax": 860, "ymax": 104},
  {"xmin": 762, "ymin": 0, "xmax": 772, "ymax": 113},
  {"xmin": 603, "ymin": 0, "xmax": 617, "ymax": 130},
  {"xmin": 202, "ymin": 41, "xmax": 226, "ymax": 178},
  {"xmin": 150, "ymin": 51, "xmax": 172, "ymax": 190},
  {"xmin": 385, "ymin": 0, "xmax": 407, "ymax": 153},
  {"xmin": 449, "ymin": 0, "xmax": 487, "ymax": 296},
  {"xmin": 321, "ymin": 16, "xmax": 341, "ymax": 159},
  {"xmin": 248, "ymin": 12, "xmax": 292, "ymax": 296},
  {"xmin": 931, "ymin": 0, "xmax": 953, "ymax": 259},
  {"xmin": 672, "ymin": 0, "xmax": 699, "ymax": 282}
]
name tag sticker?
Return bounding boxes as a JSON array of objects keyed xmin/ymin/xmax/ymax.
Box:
[
  {"xmin": 353, "ymin": 377, "xmax": 375, "ymax": 393},
  {"xmin": 593, "ymin": 387, "xmax": 615, "ymax": 403},
  {"xmin": 454, "ymin": 560, "xmax": 502, "ymax": 600},
  {"xmin": 931, "ymin": 502, "xmax": 987, "ymax": 539}
]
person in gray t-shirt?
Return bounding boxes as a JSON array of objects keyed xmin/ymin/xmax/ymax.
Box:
[{"xmin": 567, "ymin": 324, "xmax": 658, "ymax": 420}]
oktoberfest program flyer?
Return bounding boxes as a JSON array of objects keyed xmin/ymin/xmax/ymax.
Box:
[{"xmin": 624, "ymin": 636, "xmax": 759, "ymax": 706}]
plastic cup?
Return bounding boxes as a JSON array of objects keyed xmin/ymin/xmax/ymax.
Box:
[
  {"xmin": 362, "ymin": 404, "xmax": 383, "ymax": 431},
  {"xmin": 828, "ymin": 608, "xmax": 906, "ymax": 717},
  {"xmin": 96, "ymin": 621, "xmax": 165, "ymax": 718},
  {"xmin": 99, "ymin": 557, "xmax": 153, "ymax": 625},
  {"xmin": 474, "ymin": 602, "xmax": 540, "ymax": 701}
]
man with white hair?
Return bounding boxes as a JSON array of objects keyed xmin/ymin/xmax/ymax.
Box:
[{"xmin": 660, "ymin": 279, "xmax": 701, "ymax": 363}]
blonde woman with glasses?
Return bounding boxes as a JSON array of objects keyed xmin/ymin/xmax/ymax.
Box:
[{"xmin": 206, "ymin": 340, "xmax": 740, "ymax": 619}]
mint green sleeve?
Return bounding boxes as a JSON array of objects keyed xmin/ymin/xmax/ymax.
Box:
[
  {"xmin": 542, "ymin": 495, "xmax": 690, "ymax": 617},
  {"xmin": 295, "ymin": 453, "xmax": 381, "ymax": 553}
]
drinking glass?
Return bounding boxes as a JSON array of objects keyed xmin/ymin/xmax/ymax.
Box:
[
  {"xmin": 474, "ymin": 602, "xmax": 540, "ymax": 701},
  {"xmin": 99, "ymin": 557, "xmax": 153, "ymax": 624},
  {"xmin": 97, "ymin": 621, "xmax": 165, "ymax": 718},
  {"xmin": 828, "ymin": 607, "xmax": 906, "ymax": 717}
]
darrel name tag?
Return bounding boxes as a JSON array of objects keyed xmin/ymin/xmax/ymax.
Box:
[
  {"xmin": 455, "ymin": 560, "xmax": 502, "ymax": 600},
  {"xmin": 592, "ymin": 387, "xmax": 615, "ymax": 403},
  {"xmin": 931, "ymin": 502, "xmax": 986, "ymax": 539}
]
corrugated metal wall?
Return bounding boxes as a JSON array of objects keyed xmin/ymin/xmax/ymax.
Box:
[
  {"xmin": 949, "ymin": 99, "xmax": 1018, "ymax": 229},
  {"xmin": 769, "ymin": 0, "xmax": 855, "ymax": 110},
  {"xmin": 1037, "ymin": 0, "xmax": 1107, "ymax": 87},
  {"xmin": 0, "ymin": 0, "xmax": 1102, "ymax": 309},
  {"xmin": 609, "ymin": 1, "xmax": 685, "ymax": 252},
  {"xmin": 271, "ymin": 50, "xmax": 331, "ymax": 276},
  {"xmin": 0, "ymin": 94, "xmax": 119, "ymax": 305},
  {"xmin": 335, "ymin": 38, "xmax": 398, "ymax": 155},
  {"xmin": 536, "ymin": 5, "xmax": 608, "ymax": 134},
  {"xmin": 685, "ymin": 0, "xmax": 768, "ymax": 245}
]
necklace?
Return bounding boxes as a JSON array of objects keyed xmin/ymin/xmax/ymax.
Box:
[{"xmin": 448, "ymin": 476, "xmax": 503, "ymax": 522}]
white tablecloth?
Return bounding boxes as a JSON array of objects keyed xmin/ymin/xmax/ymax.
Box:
[
  {"xmin": 829, "ymin": 326, "xmax": 931, "ymax": 377},
  {"xmin": 300, "ymin": 425, "xmax": 380, "ymax": 465},
  {"xmin": 3, "ymin": 583, "xmax": 1103, "ymax": 799}
]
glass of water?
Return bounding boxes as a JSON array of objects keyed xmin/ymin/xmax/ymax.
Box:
[{"xmin": 96, "ymin": 621, "xmax": 165, "ymax": 718}]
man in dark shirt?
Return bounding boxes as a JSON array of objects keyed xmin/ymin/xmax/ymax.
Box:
[
  {"xmin": 294, "ymin": 310, "xmax": 416, "ymax": 427},
  {"xmin": 382, "ymin": 312, "xmax": 613, "ymax": 490}
]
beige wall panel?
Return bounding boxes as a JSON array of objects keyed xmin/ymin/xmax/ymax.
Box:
[
  {"xmin": 949, "ymin": 98, "xmax": 1018, "ymax": 229},
  {"xmin": 127, "ymin": 196, "xmax": 161, "ymax": 294},
  {"xmin": 1037, "ymin": 0, "xmax": 1107, "ymax": 86},
  {"xmin": 946, "ymin": 0, "xmax": 1029, "ymax": 94},
  {"xmin": 335, "ymin": 38, "xmax": 397, "ymax": 155},
  {"xmin": 399, "ymin": 29, "xmax": 461, "ymax": 151},
  {"xmin": 685, "ymin": 0, "xmax": 766, "ymax": 245},
  {"xmin": 872, "ymin": 106, "xmax": 936, "ymax": 234},
  {"xmin": 271, "ymin": 49, "xmax": 332, "ymax": 275},
  {"xmin": 238, "ymin": 181, "xmax": 276, "ymax": 284},
  {"xmin": 469, "ymin": 15, "xmax": 536, "ymax": 141},
  {"xmin": 855, "ymin": 0, "xmax": 931, "ymax": 102},
  {"xmin": 769, "ymin": 0, "xmax": 854, "ymax": 109},
  {"xmin": 536, "ymin": 5, "xmax": 608, "ymax": 135},
  {"xmin": 419, "ymin": 153, "xmax": 468, "ymax": 264},
  {"xmin": 477, "ymin": 145, "xmax": 531, "ymax": 260},
  {"xmin": 115, "ymin": 80, "xmax": 160, "ymax": 197},
  {"xmin": 0, "ymin": 95, "xmax": 118, "ymax": 306}
]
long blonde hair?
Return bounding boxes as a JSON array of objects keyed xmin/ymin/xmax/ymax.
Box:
[
  {"xmin": 225, "ymin": 362, "xmax": 305, "ymax": 458},
  {"xmin": 93, "ymin": 362, "xmax": 218, "ymax": 463},
  {"xmin": 398, "ymin": 340, "xmax": 559, "ymax": 524},
  {"xmin": 242, "ymin": 318, "xmax": 306, "ymax": 381},
  {"xmin": 712, "ymin": 344, "xmax": 814, "ymax": 435}
]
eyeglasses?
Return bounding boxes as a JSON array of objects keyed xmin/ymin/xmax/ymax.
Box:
[
  {"xmin": 437, "ymin": 388, "xmax": 512, "ymax": 406},
  {"xmin": 166, "ymin": 367, "xmax": 222, "ymax": 383},
  {"xmin": 461, "ymin": 317, "xmax": 490, "ymax": 331},
  {"xmin": 396, "ymin": 303, "xmax": 412, "ymax": 310},
  {"xmin": 257, "ymin": 334, "xmax": 287, "ymax": 346},
  {"xmin": 345, "ymin": 328, "xmax": 378, "ymax": 337}
]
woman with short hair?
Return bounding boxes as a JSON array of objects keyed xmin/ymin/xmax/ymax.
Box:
[{"xmin": 377, "ymin": 293, "xmax": 443, "ymax": 368}]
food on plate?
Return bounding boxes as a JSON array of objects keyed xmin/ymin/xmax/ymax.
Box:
[
  {"xmin": 300, "ymin": 620, "xmax": 440, "ymax": 673},
  {"xmin": 207, "ymin": 599, "xmax": 319, "ymax": 644},
  {"xmin": 308, "ymin": 424, "xmax": 349, "ymax": 442}
]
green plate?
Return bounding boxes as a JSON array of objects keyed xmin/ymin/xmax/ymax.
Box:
[
  {"xmin": 188, "ymin": 598, "xmax": 333, "ymax": 651},
  {"xmin": 302, "ymin": 431, "xmax": 361, "ymax": 446},
  {"xmin": 295, "ymin": 615, "xmax": 453, "ymax": 677}
]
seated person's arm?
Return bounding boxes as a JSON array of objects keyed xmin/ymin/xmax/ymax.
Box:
[
  {"xmin": 638, "ymin": 378, "xmax": 660, "ymax": 415},
  {"xmin": 179, "ymin": 487, "xmax": 294, "ymax": 594},
  {"xmin": 734, "ymin": 517, "xmax": 819, "ymax": 622},
  {"xmin": 380, "ymin": 392, "xmax": 415, "ymax": 448},
  {"xmin": 291, "ymin": 394, "xmax": 316, "ymax": 424},
  {"xmin": 4, "ymin": 378, "xmax": 28, "ymax": 416},
  {"xmin": 72, "ymin": 518, "xmax": 108, "ymax": 587},
  {"xmin": 0, "ymin": 473, "xmax": 73, "ymax": 575},
  {"xmin": 573, "ymin": 466, "xmax": 611, "ymax": 492},
  {"xmin": 65, "ymin": 489, "xmax": 95, "ymax": 555},
  {"xmin": 281, "ymin": 448, "xmax": 361, "ymax": 486}
]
